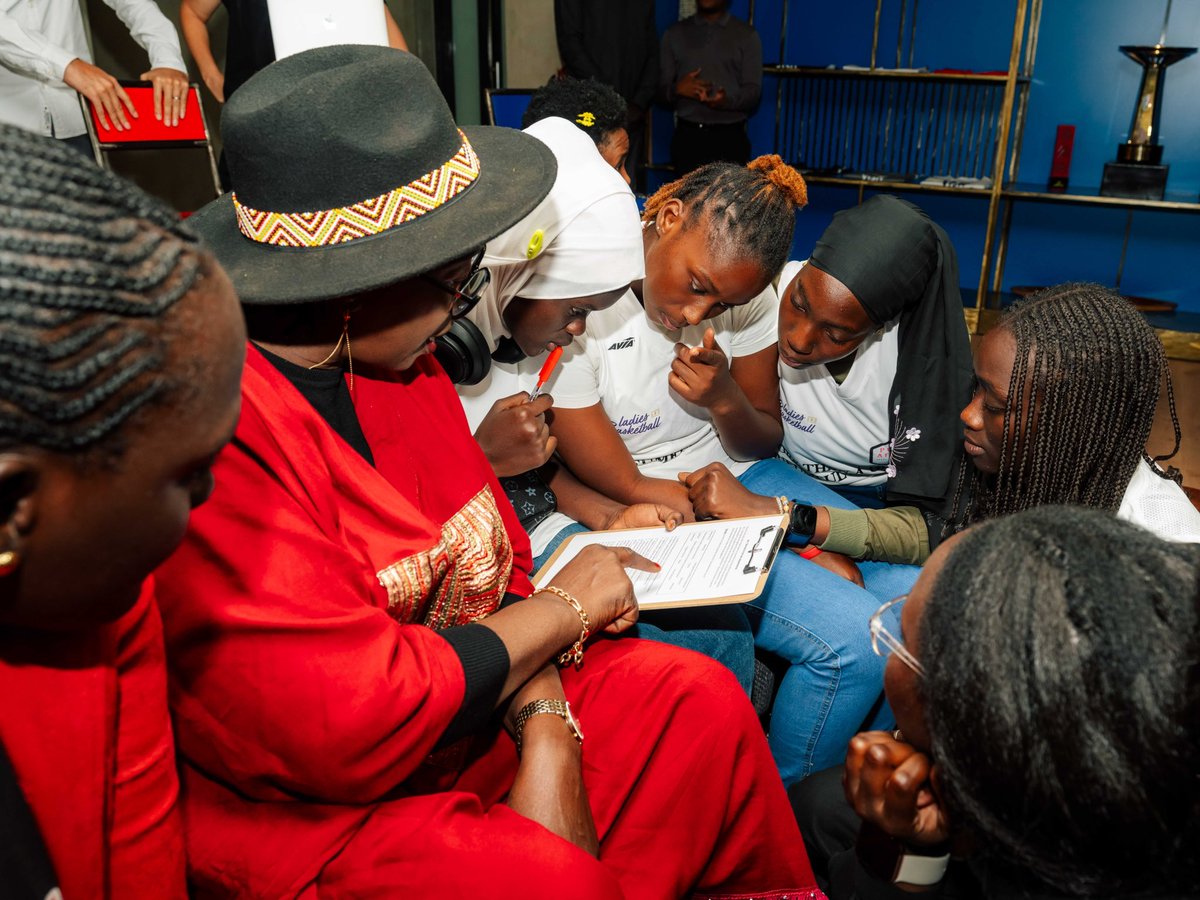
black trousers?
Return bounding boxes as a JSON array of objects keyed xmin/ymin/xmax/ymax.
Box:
[
  {"xmin": 790, "ymin": 765, "xmax": 862, "ymax": 893},
  {"xmin": 670, "ymin": 118, "xmax": 751, "ymax": 176},
  {"xmin": 60, "ymin": 133, "xmax": 96, "ymax": 160},
  {"xmin": 790, "ymin": 765, "xmax": 984, "ymax": 899}
]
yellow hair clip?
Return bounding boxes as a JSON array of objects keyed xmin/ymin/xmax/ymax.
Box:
[{"xmin": 575, "ymin": 111, "xmax": 596, "ymax": 128}]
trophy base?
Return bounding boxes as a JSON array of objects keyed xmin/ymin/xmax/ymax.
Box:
[
  {"xmin": 1100, "ymin": 161, "xmax": 1167, "ymax": 200},
  {"xmin": 1116, "ymin": 143, "xmax": 1163, "ymax": 165}
]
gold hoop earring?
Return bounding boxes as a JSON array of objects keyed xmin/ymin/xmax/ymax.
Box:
[
  {"xmin": 0, "ymin": 550, "xmax": 19, "ymax": 576},
  {"xmin": 309, "ymin": 307, "xmax": 354, "ymax": 392}
]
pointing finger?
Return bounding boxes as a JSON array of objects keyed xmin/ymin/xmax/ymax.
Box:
[{"xmin": 611, "ymin": 546, "xmax": 660, "ymax": 573}]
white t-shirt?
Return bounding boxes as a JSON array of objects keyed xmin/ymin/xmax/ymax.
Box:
[
  {"xmin": 457, "ymin": 355, "xmax": 575, "ymax": 556},
  {"xmin": 552, "ymin": 285, "xmax": 780, "ymax": 479},
  {"xmin": 775, "ymin": 259, "xmax": 902, "ymax": 488},
  {"xmin": 1118, "ymin": 458, "xmax": 1200, "ymax": 543},
  {"xmin": 779, "ymin": 322, "xmax": 899, "ymax": 488},
  {"xmin": 0, "ymin": 0, "xmax": 186, "ymax": 138}
]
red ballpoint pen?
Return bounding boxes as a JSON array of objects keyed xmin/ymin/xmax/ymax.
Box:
[{"xmin": 528, "ymin": 345, "xmax": 564, "ymax": 401}]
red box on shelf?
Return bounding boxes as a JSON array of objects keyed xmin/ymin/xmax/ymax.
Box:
[{"xmin": 1048, "ymin": 124, "xmax": 1075, "ymax": 191}]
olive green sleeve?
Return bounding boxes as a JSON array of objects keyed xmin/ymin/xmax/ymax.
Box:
[{"xmin": 816, "ymin": 505, "xmax": 931, "ymax": 566}]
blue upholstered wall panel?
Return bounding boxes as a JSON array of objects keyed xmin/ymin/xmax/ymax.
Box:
[{"xmin": 728, "ymin": 0, "xmax": 1200, "ymax": 311}]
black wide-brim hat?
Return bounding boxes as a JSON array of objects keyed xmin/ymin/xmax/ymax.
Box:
[{"xmin": 189, "ymin": 45, "xmax": 556, "ymax": 304}]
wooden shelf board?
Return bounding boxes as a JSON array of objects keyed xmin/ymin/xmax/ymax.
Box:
[
  {"xmin": 1003, "ymin": 182, "xmax": 1200, "ymax": 212},
  {"xmin": 764, "ymin": 65, "xmax": 1025, "ymax": 84},
  {"xmin": 802, "ymin": 173, "xmax": 995, "ymax": 198}
]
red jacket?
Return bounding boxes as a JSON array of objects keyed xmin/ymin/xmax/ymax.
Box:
[{"xmin": 0, "ymin": 584, "xmax": 187, "ymax": 899}]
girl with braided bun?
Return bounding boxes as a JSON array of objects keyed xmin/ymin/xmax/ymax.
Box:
[
  {"xmin": 551, "ymin": 157, "xmax": 808, "ymax": 526},
  {"xmin": 835, "ymin": 506, "xmax": 1200, "ymax": 899},
  {"xmin": 0, "ymin": 123, "xmax": 245, "ymax": 898},
  {"xmin": 786, "ymin": 282, "xmax": 1200, "ymax": 568},
  {"xmin": 549, "ymin": 157, "xmax": 903, "ymax": 785}
]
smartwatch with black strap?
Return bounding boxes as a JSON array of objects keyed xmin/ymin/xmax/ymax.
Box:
[{"xmin": 787, "ymin": 502, "xmax": 819, "ymax": 544}]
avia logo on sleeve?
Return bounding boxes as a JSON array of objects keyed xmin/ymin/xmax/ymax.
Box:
[{"xmin": 607, "ymin": 336, "xmax": 635, "ymax": 351}]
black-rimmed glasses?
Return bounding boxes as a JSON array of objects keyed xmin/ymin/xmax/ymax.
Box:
[{"xmin": 422, "ymin": 249, "xmax": 490, "ymax": 320}]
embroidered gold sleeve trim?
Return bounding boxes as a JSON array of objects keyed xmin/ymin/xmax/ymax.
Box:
[{"xmin": 376, "ymin": 486, "xmax": 513, "ymax": 628}]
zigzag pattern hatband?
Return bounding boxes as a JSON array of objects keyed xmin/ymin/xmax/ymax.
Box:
[{"xmin": 231, "ymin": 131, "xmax": 481, "ymax": 248}]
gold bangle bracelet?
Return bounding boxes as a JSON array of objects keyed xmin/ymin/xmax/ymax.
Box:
[
  {"xmin": 539, "ymin": 585, "xmax": 591, "ymax": 668},
  {"xmin": 776, "ymin": 495, "xmax": 792, "ymax": 516}
]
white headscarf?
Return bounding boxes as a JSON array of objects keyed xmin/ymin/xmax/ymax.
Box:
[{"xmin": 469, "ymin": 116, "xmax": 645, "ymax": 350}]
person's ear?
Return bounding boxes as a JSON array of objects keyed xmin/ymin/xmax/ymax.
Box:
[
  {"xmin": 654, "ymin": 198, "xmax": 685, "ymax": 238},
  {"xmin": 0, "ymin": 456, "xmax": 41, "ymax": 574}
]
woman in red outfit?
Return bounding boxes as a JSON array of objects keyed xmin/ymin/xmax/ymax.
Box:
[
  {"xmin": 153, "ymin": 45, "xmax": 824, "ymax": 899},
  {"xmin": 0, "ymin": 125, "xmax": 245, "ymax": 897}
]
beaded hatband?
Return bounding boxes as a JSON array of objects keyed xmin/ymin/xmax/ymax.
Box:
[{"xmin": 232, "ymin": 130, "xmax": 481, "ymax": 248}]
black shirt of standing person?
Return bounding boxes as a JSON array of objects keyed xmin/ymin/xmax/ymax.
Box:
[
  {"xmin": 554, "ymin": 0, "xmax": 657, "ymax": 188},
  {"xmin": 222, "ymin": 0, "xmax": 276, "ymax": 101},
  {"xmin": 661, "ymin": 3, "xmax": 762, "ymax": 174}
]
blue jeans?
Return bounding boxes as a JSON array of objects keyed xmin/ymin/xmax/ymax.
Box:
[
  {"xmin": 829, "ymin": 482, "xmax": 888, "ymax": 510},
  {"xmin": 534, "ymin": 523, "xmax": 757, "ymax": 697},
  {"xmin": 737, "ymin": 459, "xmax": 921, "ymax": 784}
]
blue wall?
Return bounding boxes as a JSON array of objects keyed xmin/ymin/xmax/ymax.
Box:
[{"xmin": 653, "ymin": 1, "xmax": 1200, "ymax": 312}]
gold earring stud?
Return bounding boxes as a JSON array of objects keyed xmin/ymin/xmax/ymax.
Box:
[{"xmin": 0, "ymin": 550, "xmax": 18, "ymax": 575}]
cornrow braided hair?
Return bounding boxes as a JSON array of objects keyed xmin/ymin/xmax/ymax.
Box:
[
  {"xmin": 923, "ymin": 506, "xmax": 1200, "ymax": 897},
  {"xmin": 0, "ymin": 124, "xmax": 204, "ymax": 459},
  {"xmin": 641, "ymin": 155, "xmax": 809, "ymax": 278},
  {"xmin": 947, "ymin": 282, "xmax": 1178, "ymax": 528}
]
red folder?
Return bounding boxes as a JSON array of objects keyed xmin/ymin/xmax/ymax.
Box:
[{"xmin": 87, "ymin": 83, "xmax": 207, "ymax": 144}]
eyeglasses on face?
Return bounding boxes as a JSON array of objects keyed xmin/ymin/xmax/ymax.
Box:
[
  {"xmin": 869, "ymin": 593, "xmax": 925, "ymax": 677},
  {"xmin": 422, "ymin": 249, "xmax": 490, "ymax": 320}
]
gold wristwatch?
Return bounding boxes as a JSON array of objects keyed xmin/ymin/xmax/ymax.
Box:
[{"xmin": 513, "ymin": 699, "xmax": 583, "ymax": 754}]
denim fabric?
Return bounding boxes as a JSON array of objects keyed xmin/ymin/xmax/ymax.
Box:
[
  {"xmin": 533, "ymin": 523, "xmax": 757, "ymax": 697},
  {"xmin": 828, "ymin": 482, "xmax": 888, "ymax": 510},
  {"xmin": 737, "ymin": 459, "xmax": 921, "ymax": 784}
]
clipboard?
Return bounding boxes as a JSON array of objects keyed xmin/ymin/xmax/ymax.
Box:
[{"xmin": 532, "ymin": 513, "xmax": 789, "ymax": 610}]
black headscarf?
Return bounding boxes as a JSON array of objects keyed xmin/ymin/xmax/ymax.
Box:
[{"xmin": 808, "ymin": 195, "xmax": 974, "ymax": 510}]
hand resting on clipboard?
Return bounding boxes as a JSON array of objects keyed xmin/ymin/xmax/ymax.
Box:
[{"xmin": 533, "ymin": 514, "xmax": 789, "ymax": 610}]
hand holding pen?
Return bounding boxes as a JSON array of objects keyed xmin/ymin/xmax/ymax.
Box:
[{"xmin": 473, "ymin": 347, "xmax": 564, "ymax": 478}]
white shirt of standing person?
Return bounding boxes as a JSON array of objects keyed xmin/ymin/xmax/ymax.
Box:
[
  {"xmin": 552, "ymin": 284, "xmax": 780, "ymax": 480},
  {"xmin": 0, "ymin": 0, "xmax": 187, "ymax": 138}
]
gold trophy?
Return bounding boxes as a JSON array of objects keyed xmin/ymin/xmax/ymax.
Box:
[{"xmin": 1101, "ymin": 2, "xmax": 1196, "ymax": 199}]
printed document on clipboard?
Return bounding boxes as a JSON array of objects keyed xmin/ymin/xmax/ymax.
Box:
[{"xmin": 532, "ymin": 514, "xmax": 788, "ymax": 609}]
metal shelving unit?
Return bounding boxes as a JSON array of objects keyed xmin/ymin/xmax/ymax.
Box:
[
  {"xmin": 767, "ymin": 0, "xmax": 1042, "ymax": 324},
  {"xmin": 768, "ymin": 0, "xmax": 1200, "ymax": 339}
]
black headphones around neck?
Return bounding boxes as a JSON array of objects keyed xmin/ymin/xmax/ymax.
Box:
[{"xmin": 433, "ymin": 319, "xmax": 492, "ymax": 385}]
